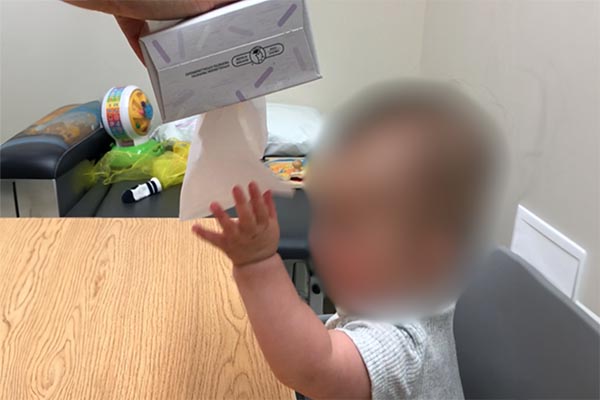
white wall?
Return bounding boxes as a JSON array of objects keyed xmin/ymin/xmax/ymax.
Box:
[
  {"xmin": 420, "ymin": 0, "xmax": 599, "ymax": 315},
  {"xmin": 269, "ymin": 0, "xmax": 426, "ymax": 111},
  {"xmin": 0, "ymin": 0, "xmax": 157, "ymax": 143}
]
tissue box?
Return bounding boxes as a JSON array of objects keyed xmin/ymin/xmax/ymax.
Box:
[{"xmin": 139, "ymin": 0, "xmax": 321, "ymax": 123}]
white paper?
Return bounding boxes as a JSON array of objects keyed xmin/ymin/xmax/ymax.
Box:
[{"xmin": 179, "ymin": 98, "xmax": 293, "ymax": 220}]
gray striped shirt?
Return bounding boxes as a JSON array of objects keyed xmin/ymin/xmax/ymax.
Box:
[{"xmin": 326, "ymin": 307, "xmax": 464, "ymax": 400}]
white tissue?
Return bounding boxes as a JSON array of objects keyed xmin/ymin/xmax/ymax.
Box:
[{"xmin": 179, "ymin": 98, "xmax": 293, "ymax": 220}]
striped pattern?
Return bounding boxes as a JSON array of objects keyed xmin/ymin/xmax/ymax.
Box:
[
  {"xmin": 146, "ymin": 179, "xmax": 159, "ymax": 196},
  {"xmin": 326, "ymin": 307, "xmax": 464, "ymax": 400}
]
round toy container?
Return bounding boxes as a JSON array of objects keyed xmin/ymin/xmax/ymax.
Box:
[{"xmin": 101, "ymin": 86, "xmax": 154, "ymax": 147}]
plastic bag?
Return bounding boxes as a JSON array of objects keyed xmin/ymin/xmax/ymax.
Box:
[
  {"xmin": 151, "ymin": 141, "xmax": 189, "ymax": 189},
  {"xmin": 90, "ymin": 139, "xmax": 189, "ymax": 189}
]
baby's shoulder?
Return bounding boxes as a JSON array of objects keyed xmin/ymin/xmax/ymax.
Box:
[
  {"xmin": 325, "ymin": 306, "xmax": 457, "ymax": 349},
  {"xmin": 325, "ymin": 313, "xmax": 428, "ymax": 351},
  {"xmin": 324, "ymin": 309, "xmax": 462, "ymax": 400}
]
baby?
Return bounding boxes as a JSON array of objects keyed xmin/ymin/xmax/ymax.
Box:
[{"xmin": 192, "ymin": 80, "xmax": 501, "ymax": 400}]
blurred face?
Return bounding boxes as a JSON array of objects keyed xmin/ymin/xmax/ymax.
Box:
[{"xmin": 307, "ymin": 120, "xmax": 458, "ymax": 317}]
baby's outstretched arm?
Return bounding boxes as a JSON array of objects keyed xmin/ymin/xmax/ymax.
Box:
[{"xmin": 192, "ymin": 182, "xmax": 370, "ymax": 399}]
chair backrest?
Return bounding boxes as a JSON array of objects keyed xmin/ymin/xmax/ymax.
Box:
[{"xmin": 454, "ymin": 248, "xmax": 600, "ymax": 399}]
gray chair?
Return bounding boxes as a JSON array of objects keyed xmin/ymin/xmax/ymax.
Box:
[
  {"xmin": 454, "ymin": 248, "xmax": 600, "ymax": 399},
  {"xmin": 316, "ymin": 248, "xmax": 600, "ymax": 399}
]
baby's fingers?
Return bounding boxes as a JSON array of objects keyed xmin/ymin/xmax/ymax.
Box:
[
  {"xmin": 263, "ymin": 190, "xmax": 277, "ymax": 219},
  {"xmin": 233, "ymin": 185, "xmax": 256, "ymax": 232},
  {"xmin": 192, "ymin": 224, "xmax": 225, "ymax": 248},
  {"xmin": 210, "ymin": 202, "xmax": 237, "ymax": 236},
  {"xmin": 249, "ymin": 182, "xmax": 269, "ymax": 225}
]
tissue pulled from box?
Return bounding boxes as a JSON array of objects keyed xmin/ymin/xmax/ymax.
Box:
[{"xmin": 179, "ymin": 98, "xmax": 292, "ymax": 220}]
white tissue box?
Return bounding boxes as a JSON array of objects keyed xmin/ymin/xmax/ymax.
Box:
[{"xmin": 139, "ymin": 0, "xmax": 321, "ymax": 123}]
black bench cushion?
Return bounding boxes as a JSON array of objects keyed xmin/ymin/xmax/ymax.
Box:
[{"xmin": 0, "ymin": 102, "xmax": 113, "ymax": 179}]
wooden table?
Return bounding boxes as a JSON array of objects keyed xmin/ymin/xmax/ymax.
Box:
[{"xmin": 0, "ymin": 219, "xmax": 294, "ymax": 400}]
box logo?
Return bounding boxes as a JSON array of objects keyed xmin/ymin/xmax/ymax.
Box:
[{"xmin": 232, "ymin": 44, "xmax": 285, "ymax": 67}]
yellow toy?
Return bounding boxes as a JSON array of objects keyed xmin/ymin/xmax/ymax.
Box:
[{"xmin": 101, "ymin": 85, "xmax": 154, "ymax": 147}]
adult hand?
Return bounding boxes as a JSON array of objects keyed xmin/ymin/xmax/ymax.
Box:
[{"xmin": 63, "ymin": 0, "xmax": 236, "ymax": 62}]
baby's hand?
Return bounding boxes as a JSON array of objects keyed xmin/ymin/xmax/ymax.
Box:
[{"xmin": 192, "ymin": 182, "xmax": 280, "ymax": 267}]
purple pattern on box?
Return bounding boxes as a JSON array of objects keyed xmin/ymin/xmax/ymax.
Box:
[
  {"xmin": 235, "ymin": 90, "xmax": 247, "ymax": 102},
  {"xmin": 152, "ymin": 40, "xmax": 171, "ymax": 64},
  {"xmin": 255, "ymin": 67, "xmax": 274, "ymax": 88},
  {"xmin": 278, "ymin": 4, "xmax": 297, "ymax": 27}
]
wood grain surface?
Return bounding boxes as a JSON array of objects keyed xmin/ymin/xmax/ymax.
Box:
[{"xmin": 0, "ymin": 218, "xmax": 294, "ymax": 400}]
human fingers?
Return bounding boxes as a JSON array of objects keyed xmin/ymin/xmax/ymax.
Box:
[
  {"xmin": 263, "ymin": 190, "xmax": 277, "ymax": 219},
  {"xmin": 192, "ymin": 224, "xmax": 225, "ymax": 248},
  {"xmin": 233, "ymin": 185, "xmax": 256, "ymax": 232},
  {"xmin": 210, "ymin": 202, "xmax": 237, "ymax": 236},
  {"xmin": 115, "ymin": 16, "xmax": 146, "ymax": 64},
  {"xmin": 64, "ymin": 0, "xmax": 238, "ymax": 21},
  {"xmin": 249, "ymin": 182, "xmax": 269, "ymax": 226}
]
